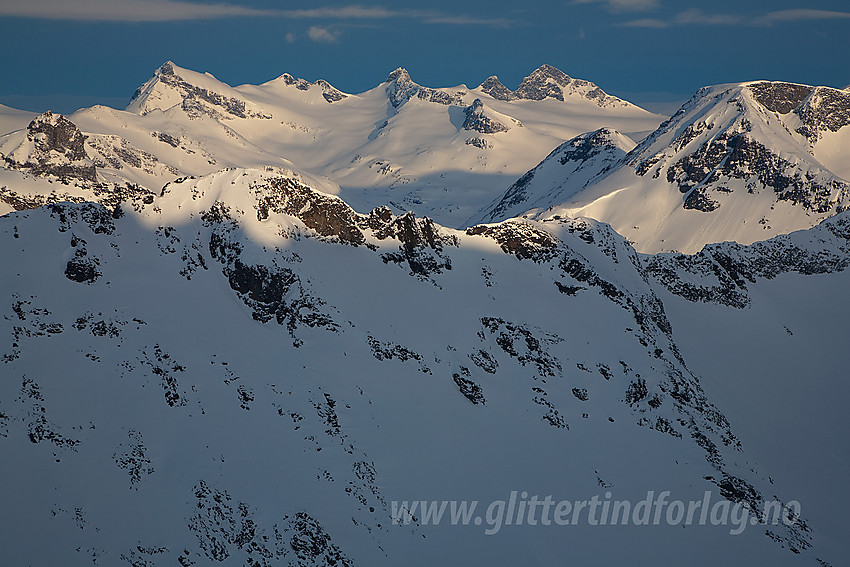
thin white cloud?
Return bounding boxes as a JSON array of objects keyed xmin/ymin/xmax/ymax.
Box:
[
  {"xmin": 0, "ymin": 0, "xmax": 517, "ymax": 27},
  {"xmin": 618, "ymin": 7, "xmax": 850, "ymax": 28},
  {"xmin": 618, "ymin": 17, "xmax": 667, "ymax": 28},
  {"xmin": 307, "ymin": 26, "xmax": 340, "ymax": 43},
  {"xmin": 673, "ymin": 9, "xmax": 739, "ymax": 26},
  {"xmin": 0, "ymin": 0, "xmax": 277, "ymax": 21},
  {"xmin": 757, "ymin": 9, "xmax": 850, "ymax": 25},
  {"xmin": 285, "ymin": 32, "xmax": 296, "ymax": 43},
  {"xmin": 422, "ymin": 15, "xmax": 513, "ymax": 27},
  {"xmin": 574, "ymin": 0, "xmax": 660, "ymax": 13}
]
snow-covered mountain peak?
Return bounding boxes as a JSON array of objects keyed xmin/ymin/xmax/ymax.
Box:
[
  {"xmin": 473, "ymin": 127, "xmax": 635, "ymax": 223},
  {"xmin": 474, "ymin": 64, "xmax": 634, "ymax": 109},
  {"xmin": 478, "ymin": 75, "xmax": 513, "ymax": 101},
  {"xmin": 381, "ymin": 67, "xmax": 465, "ymax": 109},
  {"xmin": 0, "ymin": 110, "xmax": 96, "ymax": 182},
  {"xmin": 515, "ymin": 64, "xmax": 573, "ymax": 100},
  {"xmin": 261, "ymin": 72, "xmax": 348, "ymax": 103},
  {"xmin": 480, "ymin": 78, "xmax": 850, "ymax": 253},
  {"xmin": 384, "ymin": 67, "xmax": 418, "ymax": 108},
  {"xmin": 126, "ymin": 60, "xmax": 251, "ymax": 118},
  {"xmin": 1, "ymin": 62, "xmax": 665, "ymax": 229},
  {"xmin": 385, "ymin": 67, "xmax": 412, "ymax": 84}
]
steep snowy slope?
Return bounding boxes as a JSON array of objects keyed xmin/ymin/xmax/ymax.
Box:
[
  {"xmin": 642, "ymin": 215, "xmax": 850, "ymax": 561},
  {"xmin": 0, "ymin": 62, "xmax": 664, "ymax": 228},
  {"xmin": 472, "ymin": 127, "xmax": 636, "ymax": 224},
  {"xmin": 0, "ymin": 103, "xmax": 36, "ymax": 139},
  {"xmin": 1, "ymin": 167, "xmax": 843, "ymax": 565},
  {"xmin": 480, "ymin": 81, "xmax": 850, "ymax": 253}
]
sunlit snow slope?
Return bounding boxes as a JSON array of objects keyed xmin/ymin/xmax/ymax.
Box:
[{"xmin": 479, "ymin": 81, "xmax": 850, "ymax": 253}]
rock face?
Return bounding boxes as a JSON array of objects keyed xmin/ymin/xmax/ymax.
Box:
[
  {"xmin": 3, "ymin": 111, "xmax": 96, "ymax": 181},
  {"xmin": 461, "ymin": 99, "xmax": 510, "ymax": 134},
  {"xmin": 747, "ymin": 81, "xmax": 813, "ymax": 114},
  {"xmin": 477, "ymin": 65, "xmax": 631, "ymax": 108},
  {"xmin": 384, "ymin": 67, "xmax": 464, "ymax": 108},
  {"xmin": 479, "ymin": 76, "xmax": 514, "ymax": 101},
  {"xmin": 794, "ymin": 86, "xmax": 850, "ymax": 141},
  {"xmin": 644, "ymin": 212, "xmax": 850, "ymax": 308},
  {"xmin": 277, "ymin": 73, "xmax": 348, "ymax": 103}
]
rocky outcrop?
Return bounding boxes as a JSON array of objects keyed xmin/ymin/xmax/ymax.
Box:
[
  {"xmin": 384, "ymin": 68, "xmax": 463, "ymax": 108},
  {"xmin": 747, "ymin": 81, "xmax": 813, "ymax": 114},
  {"xmin": 477, "ymin": 65, "xmax": 628, "ymax": 107},
  {"xmin": 278, "ymin": 73, "xmax": 348, "ymax": 103},
  {"xmin": 794, "ymin": 86, "xmax": 850, "ymax": 142},
  {"xmin": 462, "ymin": 99, "xmax": 509, "ymax": 134},
  {"xmin": 644, "ymin": 211, "xmax": 850, "ymax": 308},
  {"xmin": 479, "ymin": 76, "xmax": 515, "ymax": 101},
  {"xmin": 3, "ymin": 112, "xmax": 96, "ymax": 181}
]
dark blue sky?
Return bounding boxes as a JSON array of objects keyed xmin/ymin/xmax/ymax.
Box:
[{"xmin": 1, "ymin": 0, "xmax": 849, "ymax": 114}]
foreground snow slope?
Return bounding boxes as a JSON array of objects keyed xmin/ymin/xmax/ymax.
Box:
[
  {"xmin": 480, "ymin": 81, "xmax": 850, "ymax": 253},
  {"xmin": 0, "ymin": 167, "xmax": 846, "ymax": 565}
]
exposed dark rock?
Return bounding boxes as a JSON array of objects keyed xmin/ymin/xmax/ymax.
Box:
[
  {"xmin": 479, "ymin": 76, "xmax": 515, "ymax": 101},
  {"xmin": 748, "ymin": 82, "xmax": 813, "ymax": 114},
  {"xmin": 452, "ymin": 373, "xmax": 485, "ymax": 404},
  {"xmin": 4, "ymin": 111, "xmax": 97, "ymax": 181},
  {"xmin": 65, "ymin": 249, "xmax": 101, "ymax": 284},
  {"xmin": 467, "ymin": 221, "xmax": 559, "ymax": 261},
  {"xmin": 465, "ymin": 137, "xmax": 492, "ymax": 149},
  {"xmin": 794, "ymin": 86, "xmax": 850, "ymax": 141},
  {"xmin": 683, "ymin": 187, "xmax": 720, "ymax": 212},
  {"xmin": 515, "ymin": 64, "xmax": 572, "ymax": 101},
  {"xmin": 667, "ymin": 130, "xmax": 849, "ymax": 214},
  {"xmin": 385, "ymin": 67, "xmax": 462, "ymax": 108},
  {"xmin": 469, "ymin": 349, "xmax": 499, "ymax": 374},
  {"xmin": 462, "ymin": 99, "xmax": 509, "ymax": 134},
  {"xmin": 481, "ymin": 317, "xmax": 562, "ymax": 378},
  {"xmin": 644, "ymin": 212, "xmax": 850, "ymax": 308},
  {"xmin": 255, "ymin": 177, "xmax": 365, "ymax": 245},
  {"xmin": 145, "ymin": 61, "xmax": 247, "ymax": 118}
]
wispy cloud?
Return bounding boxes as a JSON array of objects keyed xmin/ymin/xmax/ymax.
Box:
[
  {"xmin": 0, "ymin": 0, "xmax": 516, "ymax": 27},
  {"xmin": 574, "ymin": 0, "xmax": 660, "ymax": 13},
  {"xmin": 0, "ymin": 0, "xmax": 276, "ymax": 21},
  {"xmin": 307, "ymin": 26, "xmax": 340, "ymax": 43},
  {"xmin": 421, "ymin": 15, "xmax": 514, "ymax": 27},
  {"xmin": 618, "ymin": 17, "xmax": 667, "ymax": 28},
  {"xmin": 757, "ymin": 9, "xmax": 850, "ymax": 25},
  {"xmin": 673, "ymin": 9, "xmax": 739, "ymax": 26},
  {"xmin": 618, "ymin": 7, "xmax": 850, "ymax": 28}
]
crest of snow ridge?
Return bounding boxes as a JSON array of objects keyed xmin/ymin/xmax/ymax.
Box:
[
  {"xmin": 128, "ymin": 61, "xmax": 347, "ymax": 118},
  {"xmin": 479, "ymin": 128, "xmax": 634, "ymax": 223},
  {"xmin": 383, "ymin": 67, "xmax": 465, "ymax": 108}
]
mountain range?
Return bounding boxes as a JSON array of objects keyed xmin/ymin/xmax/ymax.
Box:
[{"xmin": 0, "ymin": 63, "xmax": 848, "ymax": 566}]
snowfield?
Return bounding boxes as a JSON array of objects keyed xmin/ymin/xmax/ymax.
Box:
[{"xmin": 0, "ymin": 63, "xmax": 848, "ymax": 566}]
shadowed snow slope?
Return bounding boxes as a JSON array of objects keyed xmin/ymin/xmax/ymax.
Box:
[{"xmin": 0, "ymin": 167, "xmax": 847, "ymax": 565}]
